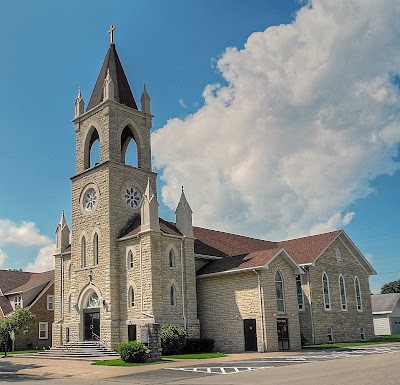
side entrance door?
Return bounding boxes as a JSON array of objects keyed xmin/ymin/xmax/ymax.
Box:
[
  {"xmin": 244, "ymin": 319, "xmax": 258, "ymax": 351},
  {"xmin": 277, "ymin": 318, "xmax": 290, "ymax": 350},
  {"xmin": 84, "ymin": 309, "xmax": 100, "ymax": 341}
]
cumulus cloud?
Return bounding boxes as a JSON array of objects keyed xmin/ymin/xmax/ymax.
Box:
[
  {"xmin": 0, "ymin": 249, "xmax": 7, "ymax": 269},
  {"xmin": 25, "ymin": 244, "xmax": 56, "ymax": 273},
  {"xmin": 0, "ymin": 219, "xmax": 52, "ymax": 247},
  {"xmin": 153, "ymin": 0, "xmax": 400, "ymax": 240}
]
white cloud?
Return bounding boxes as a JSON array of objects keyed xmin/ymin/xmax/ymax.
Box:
[
  {"xmin": 0, "ymin": 249, "xmax": 7, "ymax": 269},
  {"xmin": 0, "ymin": 219, "xmax": 52, "ymax": 247},
  {"xmin": 153, "ymin": 0, "xmax": 400, "ymax": 240},
  {"xmin": 179, "ymin": 99, "xmax": 187, "ymax": 108},
  {"xmin": 25, "ymin": 244, "xmax": 56, "ymax": 273}
]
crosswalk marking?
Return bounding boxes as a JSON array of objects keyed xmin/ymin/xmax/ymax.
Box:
[{"xmin": 166, "ymin": 366, "xmax": 274, "ymax": 375}]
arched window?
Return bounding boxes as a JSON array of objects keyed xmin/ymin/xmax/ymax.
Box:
[
  {"xmin": 354, "ymin": 277, "xmax": 363, "ymax": 311},
  {"xmin": 81, "ymin": 236, "xmax": 86, "ymax": 268},
  {"xmin": 127, "ymin": 250, "xmax": 134, "ymax": 270},
  {"xmin": 170, "ymin": 284, "xmax": 177, "ymax": 306},
  {"xmin": 121, "ymin": 126, "xmax": 139, "ymax": 167},
  {"xmin": 339, "ymin": 274, "xmax": 347, "ymax": 311},
  {"xmin": 93, "ymin": 233, "xmax": 99, "ymax": 265},
  {"xmin": 322, "ymin": 272, "xmax": 331, "ymax": 310},
  {"xmin": 128, "ymin": 287, "xmax": 135, "ymax": 307},
  {"xmin": 296, "ymin": 275, "xmax": 304, "ymax": 311},
  {"xmin": 84, "ymin": 127, "xmax": 101, "ymax": 170},
  {"xmin": 275, "ymin": 271, "xmax": 285, "ymax": 312},
  {"xmin": 169, "ymin": 249, "xmax": 175, "ymax": 268}
]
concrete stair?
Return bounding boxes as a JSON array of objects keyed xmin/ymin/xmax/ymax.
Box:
[{"xmin": 40, "ymin": 341, "xmax": 119, "ymax": 358}]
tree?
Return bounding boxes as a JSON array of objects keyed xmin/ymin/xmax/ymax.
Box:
[
  {"xmin": 380, "ymin": 279, "xmax": 400, "ymax": 294},
  {"xmin": 0, "ymin": 307, "xmax": 35, "ymax": 357}
]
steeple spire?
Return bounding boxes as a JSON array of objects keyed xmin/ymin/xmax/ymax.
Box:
[{"xmin": 86, "ymin": 40, "xmax": 138, "ymax": 111}]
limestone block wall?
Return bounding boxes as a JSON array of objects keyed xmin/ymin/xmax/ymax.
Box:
[{"xmin": 304, "ymin": 238, "xmax": 374, "ymax": 344}]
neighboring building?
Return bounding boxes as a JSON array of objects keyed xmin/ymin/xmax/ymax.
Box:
[
  {"xmin": 53, "ymin": 33, "xmax": 376, "ymax": 353},
  {"xmin": 0, "ymin": 269, "xmax": 54, "ymax": 350},
  {"xmin": 371, "ymin": 293, "xmax": 400, "ymax": 335}
]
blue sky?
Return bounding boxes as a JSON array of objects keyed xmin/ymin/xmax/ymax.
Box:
[{"xmin": 0, "ymin": 0, "xmax": 399, "ymax": 293}]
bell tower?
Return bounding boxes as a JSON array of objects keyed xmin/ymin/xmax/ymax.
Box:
[{"xmin": 68, "ymin": 27, "xmax": 158, "ymax": 348}]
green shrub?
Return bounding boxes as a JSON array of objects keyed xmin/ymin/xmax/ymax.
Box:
[
  {"xmin": 117, "ymin": 341, "xmax": 149, "ymax": 363},
  {"xmin": 185, "ymin": 338, "xmax": 214, "ymax": 353},
  {"xmin": 160, "ymin": 324, "xmax": 187, "ymax": 355}
]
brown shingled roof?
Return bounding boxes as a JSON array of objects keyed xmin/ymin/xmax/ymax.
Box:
[
  {"xmin": 5, "ymin": 270, "xmax": 54, "ymax": 295},
  {"xmin": 86, "ymin": 43, "xmax": 138, "ymax": 111}
]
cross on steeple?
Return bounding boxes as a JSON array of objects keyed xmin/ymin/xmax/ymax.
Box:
[{"xmin": 108, "ymin": 25, "xmax": 116, "ymax": 43}]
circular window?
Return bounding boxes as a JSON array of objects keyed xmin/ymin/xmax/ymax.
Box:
[
  {"xmin": 84, "ymin": 188, "xmax": 97, "ymax": 211},
  {"xmin": 124, "ymin": 186, "xmax": 142, "ymax": 209}
]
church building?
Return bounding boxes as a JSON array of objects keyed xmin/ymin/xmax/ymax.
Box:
[{"xmin": 53, "ymin": 31, "xmax": 376, "ymax": 353}]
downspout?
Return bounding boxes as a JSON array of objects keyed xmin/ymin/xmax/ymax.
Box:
[
  {"xmin": 180, "ymin": 237, "xmax": 187, "ymax": 330},
  {"xmin": 60, "ymin": 254, "xmax": 64, "ymax": 344},
  {"xmin": 138, "ymin": 234, "xmax": 154, "ymax": 319},
  {"xmin": 307, "ymin": 268, "xmax": 315, "ymax": 344},
  {"xmin": 253, "ymin": 269, "xmax": 266, "ymax": 352}
]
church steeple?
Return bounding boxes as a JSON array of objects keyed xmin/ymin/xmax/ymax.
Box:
[{"xmin": 86, "ymin": 42, "xmax": 138, "ymax": 111}]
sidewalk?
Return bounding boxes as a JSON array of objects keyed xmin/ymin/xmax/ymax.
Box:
[{"xmin": 0, "ymin": 350, "xmax": 297, "ymax": 380}]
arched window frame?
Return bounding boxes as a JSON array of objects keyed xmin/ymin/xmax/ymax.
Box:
[
  {"xmin": 170, "ymin": 284, "xmax": 177, "ymax": 307},
  {"xmin": 322, "ymin": 272, "xmax": 331, "ymax": 310},
  {"xmin": 127, "ymin": 250, "xmax": 134, "ymax": 270},
  {"xmin": 296, "ymin": 275, "xmax": 304, "ymax": 311},
  {"xmin": 84, "ymin": 126, "xmax": 101, "ymax": 170},
  {"xmin": 275, "ymin": 270, "xmax": 285, "ymax": 313},
  {"xmin": 120, "ymin": 125, "xmax": 140, "ymax": 167},
  {"xmin": 339, "ymin": 274, "xmax": 347, "ymax": 311},
  {"xmin": 128, "ymin": 286, "xmax": 135, "ymax": 308},
  {"xmin": 81, "ymin": 236, "xmax": 87, "ymax": 268},
  {"xmin": 169, "ymin": 249, "xmax": 175, "ymax": 269},
  {"xmin": 93, "ymin": 233, "xmax": 99, "ymax": 265},
  {"xmin": 354, "ymin": 276, "xmax": 363, "ymax": 312}
]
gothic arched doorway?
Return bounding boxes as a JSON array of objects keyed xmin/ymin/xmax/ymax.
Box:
[{"xmin": 83, "ymin": 291, "xmax": 101, "ymax": 341}]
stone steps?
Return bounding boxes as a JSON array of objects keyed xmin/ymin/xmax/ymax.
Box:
[{"xmin": 40, "ymin": 341, "xmax": 119, "ymax": 358}]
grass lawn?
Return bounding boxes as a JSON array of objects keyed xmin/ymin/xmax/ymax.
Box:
[
  {"xmin": 303, "ymin": 334, "xmax": 400, "ymax": 350},
  {"xmin": 162, "ymin": 352, "xmax": 226, "ymax": 359},
  {"xmin": 92, "ymin": 352, "xmax": 226, "ymax": 366}
]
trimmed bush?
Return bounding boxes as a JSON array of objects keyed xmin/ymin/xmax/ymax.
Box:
[
  {"xmin": 117, "ymin": 341, "xmax": 149, "ymax": 363},
  {"xmin": 185, "ymin": 338, "xmax": 214, "ymax": 353},
  {"xmin": 160, "ymin": 324, "xmax": 187, "ymax": 355}
]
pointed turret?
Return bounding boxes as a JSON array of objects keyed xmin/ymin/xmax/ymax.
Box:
[
  {"xmin": 140, "ymin": 84, "xmax": 151, "ymax": 115},
  {"xmin": 55, "ymin": 210, "xmax": 70, "ymax": 254},
  {"xmin": 103, "ymin": 69, "xmax": 115, "ymax": 101},
  {"xmin": 74, "ymin": 89, "xmax": 85, "ymax": 118},
  {"xmin": 175, "ymin": 187, "xmax": 194, "ymax": 237},
  {"xmin": 86, "ymin": 43, "xmax": 138, "ymax": 111},
  {"xmin": 141, "ymin": 179, "xmax": 160, "ymax": 232}
]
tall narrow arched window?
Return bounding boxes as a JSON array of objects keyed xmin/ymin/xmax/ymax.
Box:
[
  {"xmin": 354, "ymin": 277, "xmax": 363, "ymax": 311},
  {"xmin": 81, "ymin": 236, "xmax": 86, "ymax": 267},
  {"xmin": 84, "ymin": 127, "xmax": 101, "ymax": 170},
  {"xmin": 275, "ymin": 271, "xmax": 285, "ymax": 312},
  {"xmin": 296, "ymin": 275, "xmax": 304, "ymax": 311},
  {"xmin": 339, "ymin": 274, "xmax": 347, "ymax": 311},
  {"xmin": 322, "ymin": 272, "xmax": 331, "ymax": 310},
  {"xmin": 121, "ymin": 126, "xmax": 139, "ymax": 167},
  {"xmin": 93, "ymin": 233, "xmax": 99, "ymax": 265},
  {"xmin": 128, "ymin": 287, "xmax": 135, "ymax": 307},
  {"xmin": 127, "ymin": 250, "xmax": 134, "ymax": 270},
  {"xmin": 170, "ymin": 284, "xmax": 177, "ymax": 306},
  {"xmin": 169, "ymin": 249, "xmax": 175, "ymax": 268}
]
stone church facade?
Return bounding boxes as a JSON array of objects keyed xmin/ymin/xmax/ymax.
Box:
[{"xmin": 53, "ymin": 37, "xmax": 376, "ymax": 353}]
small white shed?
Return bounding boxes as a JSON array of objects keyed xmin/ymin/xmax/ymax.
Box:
[{"xmin": 371, "ymin": 293, "xmax": 400, "ymax": 335}]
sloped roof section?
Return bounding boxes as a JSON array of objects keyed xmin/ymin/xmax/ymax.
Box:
[
  {"xmin": 371, "ymin": 293, "xmax": 400, "ymax": 314},
  {"xmin": 87, "ymin": 43, "xmax": 138, "ymax": 111},
  {"xmin": 118, "ymin": 216, "xmax": 182, "ymax": 239},
  {"xmin": 6, "ymin": 270, "xmax": 54, "ymax": 295}
]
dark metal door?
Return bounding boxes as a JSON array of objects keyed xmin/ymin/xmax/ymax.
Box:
[
  {"xmin": 244, "ymin": 319, "xmax": 258, "ymax": 351},
  {"xmin": 277, "ymin": 318, "xmax": 290, "ymax": 350},
  {"xmin": 128, "ymin": 325, "xmax": 137, "ymax": 341},
  {"xmin": 84, "ymin": 311, "xmax": 100, "ymax": 340}
]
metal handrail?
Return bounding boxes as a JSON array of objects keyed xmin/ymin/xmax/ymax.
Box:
[{"xmin": 92, "ymin": 331, "xmax": 107, "ymax": 348}]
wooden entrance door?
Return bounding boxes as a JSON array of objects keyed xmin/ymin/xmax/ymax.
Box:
[
  {"xmin": 277, "ymin": 318, "xmax": 290, "ymax": 350},
  {"xmin": 244, "ymin": 319, "xmax": 258, "ymax": 351},
  {"xmin": 84, "ymin": 309, "xmax": 100, "ymax": 340}
]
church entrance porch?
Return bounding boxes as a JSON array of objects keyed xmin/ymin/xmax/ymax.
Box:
[
  {"xmin": 277, "ymin": 318, "xmax": 290, "ymax": 350},
  {"xmin": 84, "ymin": 309, "xmax": 100, "ymax": 340}
]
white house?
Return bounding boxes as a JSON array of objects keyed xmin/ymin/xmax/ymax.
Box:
[{"xmin": 371, "ymin": 293, "xmax": 400, "ymax": 335}]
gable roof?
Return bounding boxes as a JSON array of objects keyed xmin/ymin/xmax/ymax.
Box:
[
  {"xmin": 86, "ymin": 43, "xmax": 138, "ymax": 111},
  {"xmin": 371, "ymin": 293, "xmax": 400, "ymax": 314},
  {"xmin": 0, "ymin": 270, "xmax": 54, "ymax": 317}
]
